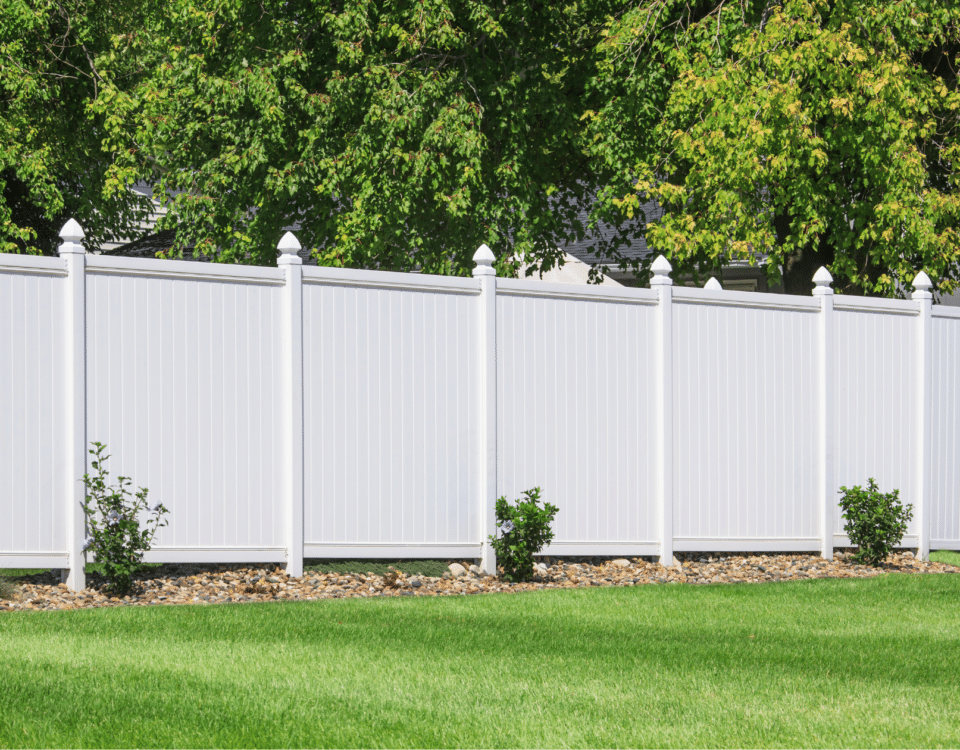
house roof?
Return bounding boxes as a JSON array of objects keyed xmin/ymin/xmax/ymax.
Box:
[
  {"xmin": 562, "ymin": 201, "xmax": 664, "ymax": 271},
  {"xmin": 103, "ymin": 228, "xmax": 193, "ymax": 259}
]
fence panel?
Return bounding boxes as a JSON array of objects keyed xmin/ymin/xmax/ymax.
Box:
[
  {"xmin": 672, "ymin": 294, "xmax": 820, "ymax": 548},
  {"xmin": 85, "ymin": 261, "xmax": 286, "ymax": 561},
  {"xmin": 496, "ymin": 282, "xmax": 660, "ymax": 555},
  {"xmin": 0, "ymin": 259, "xmax": 68, "ymax": 565},
  {"xmin": 301, "ymin": 272, "xmax": 479, "ymax": 557},
  {"xmin": 931, "ymin": 310, "xmax": 960, "ymax": 548},
  {"xmin": 833, "ymin": 302, "xmax": 919, "ymax": 542},
  {"xmin": 6, "ymin": 225, "xmax": 960, "ymax": 580}
]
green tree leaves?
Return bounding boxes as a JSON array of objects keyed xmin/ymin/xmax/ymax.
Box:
[
  {"xmin": 4, "ymin": 0, "xmax": 957, "ymax": 297},
  {"xmin": 588, "ymin": 0, "xmax": 960, "ymax": 295},
  {"xmin": 0, "ymin": 0, "xmax": 153, "ymax": 254},
  {"xmin": 93, "ymin": 0, "xmax": 622, "ymax": 272}
]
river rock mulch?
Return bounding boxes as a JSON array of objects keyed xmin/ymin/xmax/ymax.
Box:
[{"xmin": 1, "ymin": 550, "xmax": 956, "ymax": 613}]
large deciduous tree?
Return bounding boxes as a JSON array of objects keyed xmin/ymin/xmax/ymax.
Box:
[
  {"xmin": 95, "ymin": 0, "xmax": 634, "ymax": 273},
  {"xmin": 4, "ymin": 0, "xmax": 958, "ymax": 298},
  {"xmin": 586, "ymin": 0, "xmax": 960, "ymax": 296},
  {"xmin": 0, "ymin": 0, "xmax": 152, "ymax": 254}
]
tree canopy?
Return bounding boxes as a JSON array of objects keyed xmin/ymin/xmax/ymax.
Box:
[
  {"xmin": 0, "ymin": 0, "xmax": 152, "ymax": 254},
  {"xmin": 587, "ymin": 0, "xmax": 960, "ymax": 295},
  {"xmin": 94, "ymin": 0, "xmax": 628, "ymax": 273},
  {"xmin": 2, "ymin": 0, "xmax": 958, "ymax": 297}
]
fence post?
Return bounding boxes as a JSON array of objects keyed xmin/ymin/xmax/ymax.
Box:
[
  {"xmin": 59, "ymin": 219, "xmax": 87, "ymax": 591},
  {"xmin": 813, "ymin": 267, "xmax": 835, "ymax": 560},
  {"xmin": 278, "ymin": 232, "xmax": 304, "ymax": 577},
  {"xmin": 651, "ymin": 255, "xmax": 676, "ymax": 568},
  {"xmin": 912, "ymin": 271, "xmax": 933, "ymax": 560},
  {"xmin": 473, "ymin": 245, "xmax": 498, "ymax": 574}
]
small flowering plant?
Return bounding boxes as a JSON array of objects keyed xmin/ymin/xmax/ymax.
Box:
[
  {"xmin": 489, "ymin": 487, "xmax": 558, "ymax": 582},
  {"xmin": 81, "ymin": 442, "xmax": 168, "ymax": 595}
]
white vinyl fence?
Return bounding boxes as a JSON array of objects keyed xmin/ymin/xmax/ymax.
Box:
[{"xmin": 2, "ymin": 220, "xmax": 959, "ymax": 591}]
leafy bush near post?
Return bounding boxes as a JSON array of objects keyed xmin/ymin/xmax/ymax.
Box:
[
  {"xmin": 81, "ymin": 442, "xmax": 168, "ymax": 595},
  {"xmin": 838, "ymin": 479, "xmax": 914, "ymax": 567},
  {"xmin": 489, "ymin": 487, "xmax": 558, "ymax": 582}
]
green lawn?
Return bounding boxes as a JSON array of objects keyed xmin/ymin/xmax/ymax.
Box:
[
  {"xmin": 0, "ymin": 562, "xmax": 164, "ymax": 579},
  {"xmin": 1, "ymin": 573, "xmax": 959, "ymax": 748},
  {"xmin": 930, "ymin": 549, "xmax": 960, "ymax": 567},
  {"xmin": 0, "ymin": 558, "xmax": 448, "ymax": 580}
]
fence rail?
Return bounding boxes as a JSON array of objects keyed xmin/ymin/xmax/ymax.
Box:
[{"xmin": 2, "ymin": 219, "xmax": 959, "ymax": 591}]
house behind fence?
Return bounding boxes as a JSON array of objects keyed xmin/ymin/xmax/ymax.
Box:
[{"xmin": 2, "ymin": 220, "xmax": 959, "ymax": 591}]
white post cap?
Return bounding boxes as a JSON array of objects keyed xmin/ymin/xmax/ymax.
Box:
[
  {"xmin": 650, "ymin": 254, "xmax": 673, "ymax": 286},
  {"xmin": 812, "ymin": 266, "xmax": 833, "ymax": 296},
  {"xmin": 277, "ymin": 231, "xmax": 302, "ymax": 265},
  {"xmin": 57, "ymin": 219, "xmax": 86, "ymax": 255},
  {"xmin": 912, "ymin": 271, "xmax": 933, "ymax": 300},
  {"xmin": 472, "ymin": 244, "xmax": 496, "ymax": 277},
  {"xmin": 704, "ymin": 277, "xmax": 722, "ymax": 291}
]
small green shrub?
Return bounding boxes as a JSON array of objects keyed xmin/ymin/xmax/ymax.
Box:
[
  {"xmin": 489, "ymin": 487, "xmax": 558, "ymax": 582},
  {"xmin": 81, "ymin": 442, "xmax": 169, "ymax": 595},
  {"xmin": 838, "ymin": 478, "xmax": 913, "ymax": 567}
]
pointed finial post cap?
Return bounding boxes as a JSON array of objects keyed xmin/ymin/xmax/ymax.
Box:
[
  {"xmin": 812, "ymin": 266, "xmax": 833, "ymax": 296},
  {"xmin": 912, "ymin": 270, "xmax": 933, "ymax": 300},
  {"xmin": 277, "ymin": 231, "xmax": 302, "ymax": 265},
  {"xmin": 57, "ymin": 219, "xmax": 86, "ymax": 255},
  {"xmin": 704, "ymin": 277, "xmax": 722, "ymax": 291},
  {"xmin": 650, "ymin": 254, "xmax": 673, "ymax": 287},
  {"xmin": 472, "ymin": 244, "xmax": 496, "ymax": 277},
  {"xmin": 59, "ymin": 218, "xmax": 84, "ymax": 242}
]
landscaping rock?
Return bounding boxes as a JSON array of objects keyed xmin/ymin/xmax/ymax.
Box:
[
  {"xmin": 448, "ymin": 563, "xmax": 466, "ymax": 577},
  {"xmin": 0, "ymin": 551, "xmax": 955, "ymax": 613}
]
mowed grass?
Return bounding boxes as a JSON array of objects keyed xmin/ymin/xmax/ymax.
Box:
[
  {"xmin": 930, "ymin": 549, "xmax": 960, "ymax": 567},
  {"xmin": 0, "ymin": 558, "xmax": 446, "ymax": 579},
  {"xmin": 0, "ymin": 562, "xmax": 165, "ymax": 578},
  {"xmin": 1, "ymin": 574, "xmax": 960, "ymax": 748}
]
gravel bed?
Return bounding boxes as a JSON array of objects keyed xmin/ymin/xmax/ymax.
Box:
[{"xmin": 1, "ymin": 550, "xmax": 956, "ymax": 612}]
